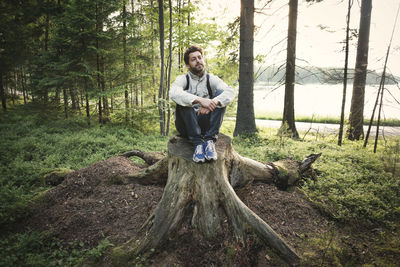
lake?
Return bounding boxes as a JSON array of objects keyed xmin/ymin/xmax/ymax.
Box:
[{"xmin": 253, "ymin": 83, "xmax": 400, "ymax": 119}]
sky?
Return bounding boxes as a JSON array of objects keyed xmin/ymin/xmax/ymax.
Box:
[{"xmin": 198, "ymin": 0, "xmax": 400, "ymax": 76}]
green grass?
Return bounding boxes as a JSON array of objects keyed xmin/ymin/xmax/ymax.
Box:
[
  {"xmin": 1, "ymin": 104, "xmax": 399, "ymax": 265},
  {"xmin": 0, "ymin": 104, "xmax": 169, "ymax": 227},
  {"xmin": 253, "ymin": 111, "xmax": 400, "ymax": 127},
  {"xmin": 221, "ymin": 120, "xmax": 400, "ymax": 225},
  {"xmin": 0, "ymin": 231, "xmax": 113, "ymax": 267}
]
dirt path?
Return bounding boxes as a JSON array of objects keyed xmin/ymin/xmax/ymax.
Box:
[{"xmin": 227, "ymin": 118, "xmax": 400, "ymax": 137}]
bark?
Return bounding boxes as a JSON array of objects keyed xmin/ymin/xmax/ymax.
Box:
[
  {"xmin": 96, "ymin": 2, "xmax": 103, "ymax": 125},
  {"xmin": 84, "ymin": 78, "xmax": 90, "ymax": 126},
  {"xmin": 123, "ymin": 2, "xmax": 130, "ymax": 123},
  {"xmin": 338, "ymin": 0, "xmax": 352, "ymax": 146},
  {"xmin": 111, "ymin": 134, "xmax": 321, "ymax": 265},
  {"xmin": 166, "ymin": 0, "xmax": 173, "ymax": 136},
  {"xmin": 63, "ymin": 88, "xmax": 68, "ymax": 118},
  {"xmin": 282, "ymin": 0, "xmax": 299, "ymax": 139},
  {"xmin": 120, "ymin": 150, "xmax": 165, "ymax": 165},
  {"xmin": 373, "ymin": 80, "xmax": 384, "ymax": 153},
  {"xmin": 0, "ymin": 71, "xmax": 6, "ymax": 111},
  {"xmin": 98, "ymin": 98, "xmax": 103, "ymax": 124},
  {"xmin": 150, "ymin": 0, "xmax": 157, "ymax": 103},
  {"xmin": 70, "ymin": 88, "xmax": 77, "ymax": 110},
  {"xmin": 158, "ymin": 0, "xmax": 165, "ymax": 136},
  {"xmin": 234, "ymin": 0, "xmax": 257, "ymax": 136},
  {"xmin": 348, "ymin": 0, "xmax": 372, "ymax": 140},
  {"xmin": 19, "ymin": 67, "xmax": 27, "ymax": 104},
  {"xmin": 100, "ymin": 56, "xmax": 108, "ymax": 118}
]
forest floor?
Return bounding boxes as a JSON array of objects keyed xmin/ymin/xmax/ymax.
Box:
[
  {"xmin": 19, "ymin": 155, "xmax": 395, "ymax": 266},
  {"xmin": 2, "ymin": 104, "xmax": 399, "ymax": 266}
]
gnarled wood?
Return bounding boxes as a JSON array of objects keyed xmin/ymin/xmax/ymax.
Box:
[
  {"xmin": 120, "ymin": 150, "xmax": 165, "ymax": 165},
  {"xmin": 126, "ymin": 157, "xmax": 168, "ymax": 185},
  {"xmin": 230, "ymin": 150, "xmax": 320, "ymax": 189},
  {"xmin": 112, "ymin": 134, "xmax": 320, "ymax": 265}
]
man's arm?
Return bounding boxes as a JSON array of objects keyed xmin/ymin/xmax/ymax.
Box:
[
  {"xmin": 210, "ymin": 75, "xmax": 236, "ymax": 107},
  {"xmin": 169, "ymin": 75, "xmax": 198, "ymax": 107},
  {"xmin": 192, "ymin": 97, "xmax": 218, "ymax": 111}
]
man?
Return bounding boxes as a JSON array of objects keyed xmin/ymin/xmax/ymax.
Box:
[{"xmin": 170, "ymin": 45, "xmax": 235, "ymax": 163}]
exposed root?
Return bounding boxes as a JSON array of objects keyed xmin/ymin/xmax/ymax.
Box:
[
  {"xmin": 120, "ymin": 150, "xmax": 165, "ymax": 165},
  {"xmin": 126, "ymin": 157, "xmax": 168, "ymax": 185},
  {"xmin": 112, "ymin": 134, "xmax": 312, "ymax": 265}
]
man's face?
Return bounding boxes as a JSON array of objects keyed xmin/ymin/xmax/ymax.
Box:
[{"xmin": 187, "ymin": 51, "xmax": 205, "ymax": 75}]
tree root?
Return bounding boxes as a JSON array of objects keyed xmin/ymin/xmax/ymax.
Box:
[{"xmin": 110, "ymin": 134, "xmax": 319, "ymax": 265}]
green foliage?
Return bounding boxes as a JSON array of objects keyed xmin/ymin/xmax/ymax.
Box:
[
  {"xmin": 0, "ymin": 105, "xmax": 168, "ymax": 227},
  {"xmin": 0, "ymin": 231, "xmax": 113, "ymax": 267},
  {"xmin": 254, "ymin": 111, "xmax": 400, "ymax": 127},
  {"xmin": 222, "ymin": 121, "xmax": 400, "ymax": 225},
  {"xmin": 1, "ymin": 106, "xmax": 399, "ymax": 265}
]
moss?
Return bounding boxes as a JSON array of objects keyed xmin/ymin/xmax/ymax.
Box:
[
  {"xmin": 42, "ymin": 168, "xmax": 72, "ymax": 186},
  {"xmin": 273, "ymin": 160, "xmax": 300, "ymax": 189}
]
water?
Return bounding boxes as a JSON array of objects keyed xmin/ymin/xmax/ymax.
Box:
[{"xmin": 253, "ymin": 83, "xmax": 400, "ymax": 119}]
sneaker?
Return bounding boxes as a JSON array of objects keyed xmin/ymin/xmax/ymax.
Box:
[
  {"xmin": 193, "ymin": 144, "xmax": 205, "ymax": 163},
  {"xmin": 204, "ymin": 140, "xmax": 217, "ymax": 161}
]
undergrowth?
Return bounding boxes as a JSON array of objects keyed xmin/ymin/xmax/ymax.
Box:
[
  {"xmin": 1, "ymin": 105, "xmax": 399, "ymax": 266},
  {"xmin": 223, "ymin": 121, "xmax": 400, "ymax": 226},
  {"xmin": 253, "ymin": 111, "xmax": 400, "ymax": 127},
  {"xmin": 0, "ymin": 231, "xmax": 113, "ymax": 266}
]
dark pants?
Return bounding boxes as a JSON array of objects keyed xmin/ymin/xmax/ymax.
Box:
[{"xmin": 175, "ymin": 90, "xmax": 226, "ymax": 146}]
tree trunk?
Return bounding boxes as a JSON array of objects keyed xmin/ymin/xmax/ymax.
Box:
[
  {"xmin": 55, "ymin": 86, "xmax": 60, "ymax": 105},
  {"xmin": 84, "ymin": 78, "xmax": 90, "ymax": 126},
  {"xmin": 70, "ymin": 88, "xmax": 77, "ymax": 110},
  {"xmin": 19, "ymin": 67, "xmax": 27, "ymax": 105},
  {"xmin": 111, "ymin": 134, "xmax": 321, "ymax": 265},
  {"xmin": 123, "ymin": 2, "xmax": 130, "ymax": 123},
  {"xmin": 98, "ymin": 98, "xmax": 103, "ymax": 124},
  {"xmin": 0, "ymin": 70, "xmax": 6, "ymax": 111},
  {"xmin": 100, "ymin": 56, "xmax": 108, "ymax": 119},
  {"xmin": 348, "ymin": 0, "xmax": 372, "ymax": 140},
  {"xmin": 282, "ymin": 0, "xmax": 299, "ymax": 139},
  {"xmin": 158, "ymin": 0, "xmax": 165, "ymax": 136},
  {"xmin": 177, "ymin": 0, "xmax": 182, "ymax": 71},
  {"xmin": 165, "ymin": 0, "xmax": 173, "ymax": 136},
  {"xmin": 338, "ymin": 0, "xmax": 353, "ymax": 146},
  {"xmin": 96, "ymin": 2, "xmax": 103, "ymax": 125},
  {"xmin": 63, "ymin": 87, "xmax": 68, "ymax": 118},
  {"xmin": 234, "ymin": 0, "xmax": 257, "ymax": 136}
]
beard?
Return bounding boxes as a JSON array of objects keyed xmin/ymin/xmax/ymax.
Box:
[{"xmin": 189, "ymin": 64, "xmax": 205, "ymax": 76}]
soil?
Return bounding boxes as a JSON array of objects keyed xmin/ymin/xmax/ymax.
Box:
[{"xmin": 24, "ymin": 155, "xmax": 332, "ymax": 266}]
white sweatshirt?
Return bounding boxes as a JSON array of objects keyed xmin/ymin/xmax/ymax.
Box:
[{"xmin": 169, "ymin": 71, "xmax": 235, "ymax": 109}]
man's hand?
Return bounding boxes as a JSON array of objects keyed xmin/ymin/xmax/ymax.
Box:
[
  {"xmin": 197, "ymin": 107, "xmax": 211, "ymax": 115},
  {"xmin": 193, "ymin": 97, "xmax": 220, "ymax": 111}
]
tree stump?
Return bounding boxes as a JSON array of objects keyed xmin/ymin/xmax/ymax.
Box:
[{"xmin": 112, "ymin": 134, "xmax": 320, "ymax": 265}]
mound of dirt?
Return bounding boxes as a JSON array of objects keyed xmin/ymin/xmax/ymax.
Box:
[
  {"xmin": 27, "ymin": 156, "xmax": 163, "ymax": 247},
  {"xmin": 25, "ymin": 156, "xmax": 330, "ymax": 266}
]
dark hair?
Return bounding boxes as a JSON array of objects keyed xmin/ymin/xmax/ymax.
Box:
[{"xmin": 183, "ymin": 45, "xmax": 204, "ymax": 65}]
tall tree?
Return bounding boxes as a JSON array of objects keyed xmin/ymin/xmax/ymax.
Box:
[
  {"xmin": 338, "ymin": 0, "xmax": 353, "ymax": 146},
  {"xmin": 281, "ymin": 0, "xmax": 299, "ymax": 139},
  {"xmin": 158, "ymin": 0, "xmax": 166, "ymax": 135},
  {"xmin": 0, "ymin": 73, "xmax": 5, "ymax": 111},
  {"xmin": 165, "ymin": 0, "xmax": 173, "ymax": 136},
  {"xmin": 347, "ymin": 0, "xmax": 372, "ymax": 140},
  {"xmin": 234, "ymin": 0, "xmax": 257, "ymax": 136},
  {"xmin": 122, "ymin": 1, "xmax": 130, "ymax": 123}
]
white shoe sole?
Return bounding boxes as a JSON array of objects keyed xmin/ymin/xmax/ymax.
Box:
[{"xmin": 193, "ymin": 157, "xmax": 206, "ymax": 163}]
